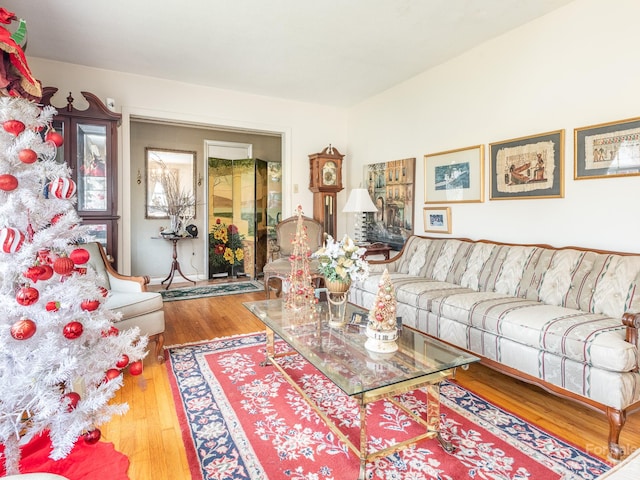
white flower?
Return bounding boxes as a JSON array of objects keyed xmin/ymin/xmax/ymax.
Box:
[{"xmin": 312, "ymin": 235, "xmax": 369, "ymax": 283}]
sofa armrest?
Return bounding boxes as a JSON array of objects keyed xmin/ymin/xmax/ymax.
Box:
[
  {"xmin": 107, "ymin": 272, "xmax": 147, "ymax": 293},
  {"xmin": 367, "ymin": 251, "xmax": 402, "ymax": 273},
  {"xmin": 622, "ymin": 312, "xmax": 640, "ymax": 345}
]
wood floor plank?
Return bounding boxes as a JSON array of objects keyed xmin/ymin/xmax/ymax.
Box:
[{"xmin": 98, "ymin": 280, "xmax": 640, "ymax": 479}]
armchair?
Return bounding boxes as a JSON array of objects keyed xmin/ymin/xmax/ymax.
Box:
[
  {"xmin": 262, "ymin": 215, "xmax": 325, "ymax": 298},
  {"xmin": 83, "ymin": 242, "xmax": 166, "ymax": 363}
]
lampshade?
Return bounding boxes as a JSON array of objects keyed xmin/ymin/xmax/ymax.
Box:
[{"xmin": 342, "ymin": 188, "xmax": 377, "ymax": 213}]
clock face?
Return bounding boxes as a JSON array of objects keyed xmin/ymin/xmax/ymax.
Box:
[{"xmin": 322, "ymin": 161, "xmax": 337, "ymax": 186}]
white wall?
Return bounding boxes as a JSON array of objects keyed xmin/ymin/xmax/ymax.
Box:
[
  {"xmin": 28, "ymin": 58, "xmax": 348, "ymax": 273},
  {"xmin": 347, "ymin": 0, "xmax": 640, "ymax": 253}
]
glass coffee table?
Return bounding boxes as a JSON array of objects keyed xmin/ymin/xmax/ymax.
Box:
[{"xmin": 244, "ymin": 299, "xmax": 479, "ymax": 479}]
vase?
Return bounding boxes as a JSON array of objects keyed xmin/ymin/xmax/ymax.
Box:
[
  {"xmin": 325, "ymin": 278, "xmax": 351, "ymax": 327},
  {"xmin": 169, "ymin": 214, "xmax": 180, "ymax": 235}
]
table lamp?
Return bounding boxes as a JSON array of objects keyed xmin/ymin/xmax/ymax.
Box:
[{"xmin": 342, "ymin": 188, "xmax": 378, "ymax": 244}]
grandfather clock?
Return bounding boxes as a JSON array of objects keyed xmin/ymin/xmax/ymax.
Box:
[{"xmin": 309, "ymin": 145, "xmax": 344, "ymax": 239}]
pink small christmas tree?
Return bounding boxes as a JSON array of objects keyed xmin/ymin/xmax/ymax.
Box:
[
  {"xmin": 284, "ymin": 206, "xmax": 316, "ymax": 312},
  {"xmin": 367, "ymin": 268, "xmax": 398, "ymax": 332}
]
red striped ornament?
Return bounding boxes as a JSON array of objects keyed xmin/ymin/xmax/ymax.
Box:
[
  {"xmin": 0, "ymin": 227, "xmax": 25, "ymax": 253},
  {"xmin": 48, "ymin": 177, "xmax": 76, "ymax": 199}
]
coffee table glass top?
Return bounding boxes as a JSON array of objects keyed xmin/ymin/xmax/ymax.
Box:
[{"xmin": 244, "ymin": 299, "xmax": 479, "ymax": 397}]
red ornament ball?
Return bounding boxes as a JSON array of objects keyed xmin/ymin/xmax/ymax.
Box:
[
  {"xmin": 18, "ymin": 148, "xmax": 37, "ymax": 164},
  {"xmin": 16, "ymin": 286, "xmax": 39, "ymax": 306},
  {"xmin": 105, "ymin": 368, "xmax": 121, "ymax": 382},
  {"xmin": 48, "ymin": 177, "xmax": 76, "ymax": 199},
  {"xmin": 63, "ymin": 321, "xmax": 84, "ymax": 339},
  {"xmin": 63, "ymin": 392, "xmax": 81, "ymax": 412},
  {"xmin": 70, "ymin": 248, "xmax": 90, "ymax": 265},
  {"xmin": 38, "ymin": 264, "xmax": 54, "ymax": 281},
  {"xmin": 0, "ymin": 227, "xmax": 25, "ymax": 253},
  {"xmin": 50, "ymin": 213, "xmax": 63, "ymax": 225},
  {"xmin": 80, "ymin": 299, "xmax": 100, "ymax": 312},
  {"xmin": 53, "ymin": 257, "xmax": 75, "ymax": 275},
  {"xmin": 83, "ymin": 428, "xmax": 101, "ymax": 445},
  {"xmin": 115, "ymin": 354, "xmax": 129, "ymax": 369},
  {"xmin": 45, "ymin": 301, "xmax": 60, "ymax": 312},
  {"xmin": 101, "ymin": 326, "xmax": 119, "ymax": 337},
  {"xmin": 0, "ymin": 173, "xmax": 18, "ymax": 191},
  {"xmin": 129, "ymin": 360, "xmax": 143, "ymax": 376},
  {"xmin": 10, "ymin": 318, "xmax": 36, "ymax": 340},
  {"xmin": 3, "ymin": 119, "xmax": 25, "ymax": 136}
]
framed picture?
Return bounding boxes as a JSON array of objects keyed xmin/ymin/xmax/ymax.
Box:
[
  {"xmin": 489, "ymin": 130, "xmax": 564, "ymax": 200},
  {"xmin": 423, "ymin": 207, "xmax": 451, "ymax": 234},
  {"xmin": 145, "ymin": 148, "xmax": 196, "ymax": 219},
  {"xmin": 574, "ymin": 116, "xmax": 640, "ymax": 180},
  {"xmin": 424, "ymin": 145, "xmax": 484, "ymax": 203},
  {"xmin": 363, "ymin": 157, "xmax": 415, "ymax": 250}
]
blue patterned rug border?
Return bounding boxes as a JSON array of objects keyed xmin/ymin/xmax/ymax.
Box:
[{"xmin": 160, "ymin": 281, "xmax": 262, "ymax": 301}]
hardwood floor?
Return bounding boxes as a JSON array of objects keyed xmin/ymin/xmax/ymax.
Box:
[{"xmin": 101, "ymin": 280, "xmax": 640, "ymax": 479}]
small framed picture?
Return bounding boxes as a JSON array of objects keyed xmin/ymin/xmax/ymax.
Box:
[
  {"xmin": 489, "ymin": 130, "xmax": 564, "ymax": 200},
  {"xmin": 424, "ymin": 144, "xmax": 484, "ymax": 203},
  {"xmin": 423, "ymin": 207, "xmax": 451, "ymax": 234},
  {"xmin": 574, "ymin": 116, "xmax": 640, "ymax": 179}
]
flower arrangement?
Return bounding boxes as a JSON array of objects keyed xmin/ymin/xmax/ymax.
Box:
[
  {"xmin": 209, "ymin": 218, "xmax": 245, "ymax": 269},
  {"xmin": 312, "ymin": 234, "xmax": 369, "ymax": 283}
]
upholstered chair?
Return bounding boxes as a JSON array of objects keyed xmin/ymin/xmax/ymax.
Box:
[
  {"xmin": 262, "ymin": 215, "xmax": 325, "ymax": 297},
  {"xmin": 83, "ymin": 242, "xmax": 166, "ymax": 363}
]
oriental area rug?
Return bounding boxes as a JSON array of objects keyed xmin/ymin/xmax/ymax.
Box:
[
  {"xmin": 166, "ymin": 333, "xmax": 611, "ymax": 480},
  {"xmin": 160, "ymin": 281, "xmax": 262, "ymax": 301}
]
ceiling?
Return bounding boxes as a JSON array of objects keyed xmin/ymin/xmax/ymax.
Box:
[{"xmin": 4, "ymin": 0, "xmax": 574, "ymax": 107}]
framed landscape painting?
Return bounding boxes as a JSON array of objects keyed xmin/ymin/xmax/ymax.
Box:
[
  {"xmin": 489, "ymin": 130, "xmax": 564, "ymax": 200},
  {"xmin": 574, "ymin": 116, "xmax": 640, "ymax": 179},
  {"xmin": 424, "ymin": 145, "xmax": 483, "ymax": 204}
]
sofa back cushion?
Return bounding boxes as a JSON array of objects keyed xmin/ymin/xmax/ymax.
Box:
[{"xmin": 396, "ymin": 236, "xmax": 431, "ymax": 274}]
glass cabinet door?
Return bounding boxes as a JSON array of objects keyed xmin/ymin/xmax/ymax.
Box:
[{"xmin": 76, "ymin": 122, "xmax": 108, "ymax": 213}]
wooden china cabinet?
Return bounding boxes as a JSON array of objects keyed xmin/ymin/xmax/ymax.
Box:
[
  {"xmin": 42, "ymin": 88, "xmax": 122, "ymax": 263},
  {"xmin": 309, "ymin": 145, "xmax": 344, "ymax": 239}
]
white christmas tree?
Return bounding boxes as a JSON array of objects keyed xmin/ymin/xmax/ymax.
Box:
[{"xmin": 0, "ymin": 10, "xmax": 147, "ymax": 475}]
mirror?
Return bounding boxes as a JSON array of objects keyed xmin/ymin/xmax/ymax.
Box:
[{"xmin": 145, "ymin": 148, "xmax": 196, "ymax": 219}]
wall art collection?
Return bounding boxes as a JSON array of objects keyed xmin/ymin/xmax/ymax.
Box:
[{"xmin": 367, "ymin": 115, "xmax": 640, "ymax": 236}]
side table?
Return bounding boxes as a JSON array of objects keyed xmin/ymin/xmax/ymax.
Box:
[
  {"xmin": 159, "ymin": 235, "xmax": 197, "ymax": 290},
  {"xmin": 361, "ymin": 242, "xmax": 392, "ymax": 260}
]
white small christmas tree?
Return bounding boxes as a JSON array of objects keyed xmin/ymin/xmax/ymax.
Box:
[{"xmin": 0, "ymin": 9, "xmax": 147, "ymax": 475}]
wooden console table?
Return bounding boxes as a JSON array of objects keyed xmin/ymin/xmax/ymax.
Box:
[
  {"xmin": 361, "ymin": 242, "xmax": 392, "ymax": 260},
  {"xmin": 158, "ymin": 236, "xmax": 197, "ymax": 290}
]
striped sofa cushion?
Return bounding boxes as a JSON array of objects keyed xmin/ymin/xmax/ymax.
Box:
[{"xmin": 430, "ymin": 290, "xmax": 636, "ymax": 372}]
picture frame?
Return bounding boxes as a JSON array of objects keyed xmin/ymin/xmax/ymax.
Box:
[
  {"xmin": 489, "ymin": 130, "xmax": 564, "ymax": 200},
  {"xmin": 363, "ymin": 157, "xmax": 415, "ymax": 250},
  {"xmin": 423, "ymin": 207, "xmax": 451, "ymax": 234},
  {"xmin": 145, "ymin": 148, "xmax": 196, "ymax": 219},
  {"xmin": 424, "ymin": 144, "xmax": 484, "ymax": 203},
  {"xmin": 574, "ymin": 116, "xmax": 640, "ymax": 180}
]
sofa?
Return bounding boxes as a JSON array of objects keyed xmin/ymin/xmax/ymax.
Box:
[
  {"xmin": 83, "ymin": 242, "xmax": 166, "ymax": 363},
  {"xmin": 349, "ymin": 235, "xmax": 640, "ymax": 460}
]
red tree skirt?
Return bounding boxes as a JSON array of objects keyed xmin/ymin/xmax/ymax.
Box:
[{"xmin": 0, "ymin": 431, "xmax": 129, "ymax": 479}]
